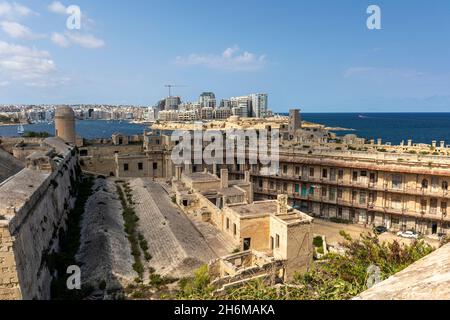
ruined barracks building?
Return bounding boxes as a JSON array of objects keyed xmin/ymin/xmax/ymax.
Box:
[
  {"xmin": 172, "ymin": 168, "xmax": 314, "ymax": 282},
  {"xmin": 80, "ymin": 112, "xmax": 450, "ymax": 237}
]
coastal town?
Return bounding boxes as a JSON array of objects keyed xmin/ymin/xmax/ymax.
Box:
[
  {"xmin": 1, "ymin": 100, "xmax": 449, "ymax": 300},
  {"xmin": 1, "ymin": 0, "xmax": 450, "ymax": 310}
]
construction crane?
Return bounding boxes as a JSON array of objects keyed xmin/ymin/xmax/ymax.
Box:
[{"xmin": 164, "ymin": 84, "xmax": 187, "ymax": 97}]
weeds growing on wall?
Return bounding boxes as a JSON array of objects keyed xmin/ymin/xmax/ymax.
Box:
[{"xmin": 49, "ymin": 174, "xmax": 95, "ymax": 300}]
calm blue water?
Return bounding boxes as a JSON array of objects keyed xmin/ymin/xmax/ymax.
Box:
[
  {"xmin": 1, "ymin": 113, "xmax": 450, "ymax": 145},
  {"xmin": 0, "ymin": 120, "xmax": 148, "ymax": 139},
  {"xmin": 301, "ymin": 113, "xmax": 450, "ymax": 145}
]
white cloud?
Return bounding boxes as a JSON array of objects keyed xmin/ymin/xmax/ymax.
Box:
[
  {"xmin": 66, "ymin": 32, "xmax": 104, "ymax": 49},
  {"xmin": 0, "ymin": 40, "xmax": 67, "ymax": 87},
  {"xmin": 0, "ymin": 80, "xmax": 10, "ymax": 86},
  {"xmin": 344, "ymin": 66, "xmax": 424, "ymax": 80},
  {"xmin": 344, "ymin": 67, "xmax": 376, "ymax": 78},
  {"xmin": 51, "ymin": 31, "xmax": 105, "ymax": 49},
  {"xmin": 175, "ymin": 46, "xmax": 267, "ymax": 71},
  {"xmin": 0, "ymin": 1, "xmax": 35, "ymax": 18},
  {"xmin": 50, "ymin": 32, "xmax": 70, "ymax": 47},
  {"xmin": 47, "ymin": 1, "xmax": 67, "ymax": 14},
  {"xmin": 0, "ymin": 21, "xmax": 44, "ymax": 40}
]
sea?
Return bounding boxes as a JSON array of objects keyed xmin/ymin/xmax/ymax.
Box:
[{"xmin": 1, "ymin": 113, "xmax": 450, "ymax": 145}]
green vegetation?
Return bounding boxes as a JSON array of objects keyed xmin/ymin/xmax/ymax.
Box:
[
  {"xmin": 176, "ymin": 265, "xmax": 215, "ymax": 300},
  {"xmin": 0, "ymin": 115, "xmax": 19, "ymax": 124},
  {"xmin": 49, "ymin": 175, "xmax": 95, "ymax": 300},
  {"xmin": 116, "ymin": 182, "xmax": 145, "ymax": 280},
  {"xmin": 176, "ymin": 232, "xmax": 434, "ymax": 301},
  {"xmin": 23, "ymin": 131, "xmax": 51, "ymax": 138},
  {"xmin": 138, "ymin": 233, "xmax": 152, "ymax": 261},
  {"xmin": 313, "ymin": 236, "xmax": 323, "ymax": 248}
]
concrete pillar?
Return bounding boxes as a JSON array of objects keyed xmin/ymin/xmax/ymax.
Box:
[
  {"xmin": 184, "ymin": 163, "xmax": 192, "ymax": 174},
  {"xmin": 220, "ymin": 169, "xmax": 228, "ymax": 189},
  {"xmin": 277, "ymin": 194, "xmax": 288, "ymax": 215}
]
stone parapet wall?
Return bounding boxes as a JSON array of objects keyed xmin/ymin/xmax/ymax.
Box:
[
  {"xmin": 0, "ymin": 225, "xmax": 20, "ymax": 300},
  {"xmin": 0, "ymin": 139, "xmax": 80, "ymax": 300}
]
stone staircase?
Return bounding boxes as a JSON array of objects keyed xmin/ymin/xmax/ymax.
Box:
[{"xmin": 129, "ymin": 178, "xmax": 217, "ymax": 278}]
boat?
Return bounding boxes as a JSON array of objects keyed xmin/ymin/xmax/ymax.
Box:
[{"xmin": 17, "ymin": 124, "xmax": 25, "ymax": 135}]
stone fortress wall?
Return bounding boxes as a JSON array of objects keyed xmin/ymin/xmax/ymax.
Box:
[{"xmin": 0, "ymin": 138, "xmax": 80, "ymax": 299}]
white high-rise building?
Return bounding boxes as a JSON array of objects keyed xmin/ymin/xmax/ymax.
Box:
[
  {"xmin": 199, "ymin": 92, "xmax": 216, "ymax": 109},
  {"xmin": 250, "ymin": 93, "xmax": 268, "ymax": 118}
]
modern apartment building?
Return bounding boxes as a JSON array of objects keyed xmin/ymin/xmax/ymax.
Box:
[{"xmin": 251, "ymin": 93, "xmax": 268, "ymax": 118}]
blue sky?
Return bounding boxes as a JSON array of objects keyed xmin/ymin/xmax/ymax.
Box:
[{"xmin": 1, "ymin": 0, "xmax": 450, "ymax": 112}]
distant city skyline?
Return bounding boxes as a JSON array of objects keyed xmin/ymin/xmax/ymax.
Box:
[{"xmin": 1, "ymin": 1, "xmax": 450, "ymax": 111}]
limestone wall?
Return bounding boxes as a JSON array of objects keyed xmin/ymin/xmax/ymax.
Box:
[
  {"xmin": 0, "ymin": 224, "xmax": 20, "ymax": 299},
  {"xmin": 0, "ymin": 142, "xmax": 79, "ymax": 300}
]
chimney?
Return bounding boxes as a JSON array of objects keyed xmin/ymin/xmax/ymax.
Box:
[
  {"xmin": 377, "ymin": 138, "xmax": 382, "ymax": 146},
  {"xmin": 408, "ymin": 139, "xmax": 412, "ymax": 147},
  {"xmin": 432, "ymin": 141, "xmax": 437, "ymax": 148},
  {"xmin": 175, "ymin": 166, "xmax": 182, "ymax": 180},
  {"xmin": 220, "ymin": 169, "xmax": 228, "ymax": 189},
  {"xmin": 277, "ymin": 194, "xmax": 288, "ymax": 215},
  {"xmin": 212, "ymin": 162, "xmax": 217, "ymax": 176},
  {"xmin": 441, "ymin": 141, "xmax": 446, "ymax": 149}
]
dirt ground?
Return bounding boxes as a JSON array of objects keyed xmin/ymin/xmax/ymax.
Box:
[{"xmin": 312, "ymin": 218, "xmax": 440, "ymax": 248}]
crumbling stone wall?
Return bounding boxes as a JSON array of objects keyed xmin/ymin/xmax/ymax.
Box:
[
  {"xmin": 0, "ymin": 144, "xmax": 80, "ymax": 300},
  {"xmin": 0, "ymin": 225, "xmax": 20, "ymax": 299}
]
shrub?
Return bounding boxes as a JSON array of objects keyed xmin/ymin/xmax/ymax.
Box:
[
  {"xmin": 176, "ymin": 265, "xmax": 214, "ymax": 300},
  {"xmin": 313, "ymin": 236, "xmax": 323, "ymax": 248}
]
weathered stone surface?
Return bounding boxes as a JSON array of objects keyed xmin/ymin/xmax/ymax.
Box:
[
  {"xmin": 130, "ymin": 178, "xmax": 217, "ymax": 278},
  {"xmin": 356, "ymin": 244, "xmax": 450, "ymax": 300},
  {"xmin": 0, "ymin": 147, "xmax": 24, "ymax": 184},
  {"xmin": 76, "ymin": 178, "xmax": 137, "ymax": 290}
]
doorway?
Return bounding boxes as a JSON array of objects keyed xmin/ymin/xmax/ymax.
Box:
[
  {"xmin": 432, "ymin": 222, "xmax": 438, "ymax": 235},
  {"xmin": 243, "ymin": 238, "xmax": 251, "ymax": 251}
]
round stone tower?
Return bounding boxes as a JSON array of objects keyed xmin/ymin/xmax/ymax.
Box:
[{"xmin": 54, "ymin": 106, "xmax": 76, "ymax": 144}]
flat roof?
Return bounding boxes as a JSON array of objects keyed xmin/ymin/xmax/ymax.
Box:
[
  {"xmin": 229, "ymin": 201, "xmax": 277, "ymax": 217},
  {"xmin": 0, "ymin": 168, "xmax": 49, "ymax": 217},
  {"xmin": 218, "ymin": 186, "xmax": 245, "ymax": 197}
]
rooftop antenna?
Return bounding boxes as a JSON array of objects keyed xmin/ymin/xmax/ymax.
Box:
[{"xmin": 164, "ymin": 84, "xmax": 187, "ymax": 97}]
